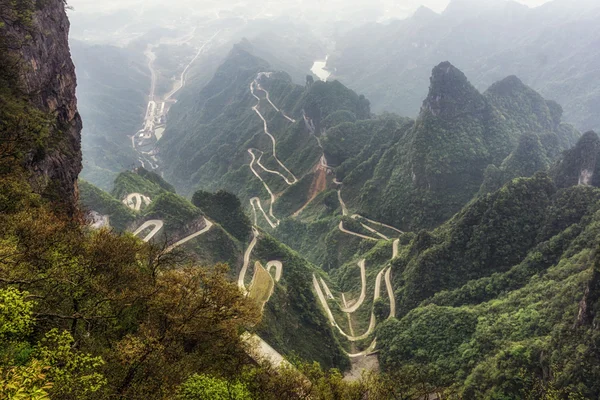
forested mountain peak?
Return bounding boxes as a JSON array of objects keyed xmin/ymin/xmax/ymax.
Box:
[
  {"xmin": 6, "ymin": 0, "xmax": 600, "ymax": 397},
  {"xmin": 485, "ymin": 75, "xmax": 561, "ymax": 132},
  {"xmin": 420, "ymin": 61, "xmax": 486, "ymax": 119}
]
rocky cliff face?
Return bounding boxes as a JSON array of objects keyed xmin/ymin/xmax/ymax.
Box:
[
  {"xmin": 552, "ymin": 131, "xmax": 600, "ymax": 188},
  {"xmin": 6, "ymin": 0, "xmax": 82, "ymax": 209}
]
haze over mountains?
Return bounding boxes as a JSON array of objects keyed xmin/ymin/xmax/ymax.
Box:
[
  {"xmin": 330, "ymin": 0, "xmax": 600, "ymax": 133},
  {"xmin": 3, "ymin": 0, "xmax": 600, "ymax": 398}
]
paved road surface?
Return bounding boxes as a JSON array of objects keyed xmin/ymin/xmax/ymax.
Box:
[
  {"xmin": 241, "ymin": 332, "xmax": 289, "ymax": 368},
  {"xmin": 164, "ymin": 219, "xmax": 214, "ymax": 253},
  {"xmin": 164, "ymin": 31, "xmax": 220, "ymax": 101},
  {"xmin": 338, "ymin": 221, "xmax": 379, "ymax": 241},
  {"xmin": 256, "ymin": 81, "xmax": 296, "ymax": 123},
  {"xmin": 313, "ymin": 267, "xmax": 385, "ymax": 342},
  {"xmin": 250, "ymin": 78, "xmax": 297, "ymax": 184},
  {"xmin": 248, "ymin": 150, "xmax": 280, "ymax": 228},
  {"xmin": 250, "ymin": 197, "xmax": 278, "ymax": 229},
  {"xmin": 255, "ymin": 148, "xmax": 295, "ymax": 186},
  {"xmin": 123, "ymin": 193, "xmax": 152, "ymax": 211},
  {"xmin": 393, "ymin": 239, "xmax": 399, "ymax": 259},
  {"xmin": 385, "ymin": 267, "xmax": 396, "ymax": 318},
  {"xmin": 340, "ymin": 260, "xmax": 366, "ymax": 313},
  {"xmin": 133, "ymin": 220, "xmax": 164, "ymax": 242},
  {"xmin": 238, "ymin": 227, "xmax": 260, "ymax": 294},
  {"xmin": 266, "ymin": 260, "xmax": 283, "ymax": 282}
]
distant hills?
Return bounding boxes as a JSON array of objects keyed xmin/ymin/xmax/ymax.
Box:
[{"xmin": 329, "ymin": 0, "xmax": 600, "ymax": 133}]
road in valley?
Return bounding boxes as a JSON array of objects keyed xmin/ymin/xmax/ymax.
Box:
[
  {"xmin": 164, "ymin": 31, "xmax": 221, "ymax": 102},
  {"xmin": 132, "ymin": 31, "xmax": 221, "ymax": 170}
]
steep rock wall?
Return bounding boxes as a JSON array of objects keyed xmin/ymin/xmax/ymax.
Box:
[{"xmin": 4, "ymin": 0, "xmax": 82, "ymax": 208}]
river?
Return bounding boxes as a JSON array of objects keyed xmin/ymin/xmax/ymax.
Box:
[{"xmin": 311, "ymin": 55, "xmax": 331, "ymax": 81}]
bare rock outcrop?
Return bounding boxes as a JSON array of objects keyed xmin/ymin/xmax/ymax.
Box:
[{"xmin": 3, "ymin": 0, "xmax": 82, "ymax": 209}]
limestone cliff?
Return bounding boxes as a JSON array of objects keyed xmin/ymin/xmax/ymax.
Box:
[{"xmin": 2, "ymin": 0, "xmax": 82, "ymax": 208}]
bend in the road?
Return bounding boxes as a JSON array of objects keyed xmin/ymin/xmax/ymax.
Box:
[
  {"xmin": 338, "ymin": 221, "xmax": 379, "ymax": 241},
  {"xmin": 247, "ymin": 149, "xmax": 280, "ymax": 228},
  {"xmin": 250, "ymin": 78, "xmax": 298, "ymax": 184},
  {"xmin": 164, "ymin": 218, "xmax": 214, "ymax": 254},
  {"xmin": 133, "ymin": 220, "xmax": 164, "ymax": 242},
  {"xmin": 266, "ymin": 260, "xmax": 283, "ymax": 282},
  {"xmin": 238, "ymin": 227, "xmax": 260, "ymax": 294},
  {"xmin": 254, "ymin": 149, "xmax": 295, "ymax": 186},
  {"xmin": 340, "ymin": 260, "xmax": 367, "ymax": 313}
]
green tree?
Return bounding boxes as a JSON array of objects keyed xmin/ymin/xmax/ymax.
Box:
[{"xmin": 178, "ymin": 374, "xmax": 251, "ymax": 400}]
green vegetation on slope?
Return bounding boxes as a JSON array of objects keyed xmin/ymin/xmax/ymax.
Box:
[
  {"xmin": 192, "ymin": 189, "xmax": 252, "ymax": 242},
  {"xmin": 79, "ymin": 180, "xmax": 136, "ymax": 231},
  {"xmin": 111, "ymin": 167, "xmax": 172, "ymax": 201},
  {"xmin": 253, "ymin": 234, "xmax": 350, "ymax": 370},
  {"xmin": 376, "ymin": 140, "xmax": 600, "ymax": 397}
]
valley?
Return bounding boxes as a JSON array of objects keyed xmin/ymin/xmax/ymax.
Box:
[
  {"xmin": 5, "ymin": 0, "xmax": 600, "ymax": 398},
  {"xmin": 132, "ymin": 31, "xmax": 222, "ymax": 171}
]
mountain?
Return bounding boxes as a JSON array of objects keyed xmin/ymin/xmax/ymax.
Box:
[
  {"xmin": 326, "ymin": 63, "xmax": 578, "ymax": 230},
  {"xmin": 377, "ymin": 136, "xmax": 600, "ymax": 396},
  {"xmin": 1, "ymin": 0, "xmax": 81, "ymax": 209},
  {"xmin": 79, "ymin": 169, "xmax": 349, "ymax": 370},
  {"xmin": 329, "ymin": 0, "xmax": 600, "ymax": 133},
  {"xmin": 5, "ymin": 1, "xmax": 600, "ymax": 397},
  {"xmin": 72, "ymin": 40, "xmax": 150, "ymax": 190},
  {"xmin": 159, "ymin": 43, "xmax": 369, "ymax": 197}
]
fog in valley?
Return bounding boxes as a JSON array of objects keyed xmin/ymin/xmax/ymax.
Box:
[{"xmin": 6, "ymin": 0, "xmax": 600, "ymax": 396}]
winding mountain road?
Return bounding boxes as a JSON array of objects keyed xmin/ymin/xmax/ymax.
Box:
[
  {"xmin": 131, "ymin": 212, "xmax": 214, "ymax": 256},
  {"xmin": 256, "ymin": 81, "xmax": 296, "ymax": 123},
  {"xmin": 250, "ymin": 78, "xmax": 297, "ymax": 184},
  {"xmin": 133, "ymin": 220, "xmax": 164, "ymax": 242},
  {"xmin": 123, "ymin": 193, "xmax": 152, "ymax": 211},
  {"xmin": 164, "ymin": 219, "xmax": 214, "ymax": 253},
  {"xmin": 337, "ymin": 188, "xmax": 404, "ymax": 241},
  {"xmin": 338, "ymin": 221, "xmax": 379, "ymax": 241},
  {"xmin": 312, "ymin": 190, "xmax": 404, "ymax": 356},
  {"xmin": 254, "ymin": 148, "xmax": 296, "ymax": 186},
  {"xmin": 244, "ymin": 71, "xmax": 404, "ymax": 358},
  {"xmin": 266, "ymin": 261, "xmax": 283, "ymax": 282},
  {"xmin": 340, "ymin": 260, "xmax": 367, "ymax": 313},
  {"xmin": 238, "ymin": 227, "xmax": 260, "ymax": 294},
  {"xmin": 246, "ymin": 72, "xmax": 300, "ymax": 231},
  {"xmin": 358, "ymin": 216, "xmax": 404, "ymax": 235},
  {"xmin": 248, "ymin": 150, "xmax": 280, "ymax": 228},
  {"xmin": 313, "ymin": 270, "xmax": 378, "ymax": 342}
]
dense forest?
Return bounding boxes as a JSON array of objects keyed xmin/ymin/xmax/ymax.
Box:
[{"xmin": 3, "ymin": 0, "xmax": 600, "ymax": 399}]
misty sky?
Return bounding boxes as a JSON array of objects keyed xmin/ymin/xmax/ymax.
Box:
[{"xmin": 68, "ymin": 0, "xmax": 552, "ymax": 14}]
